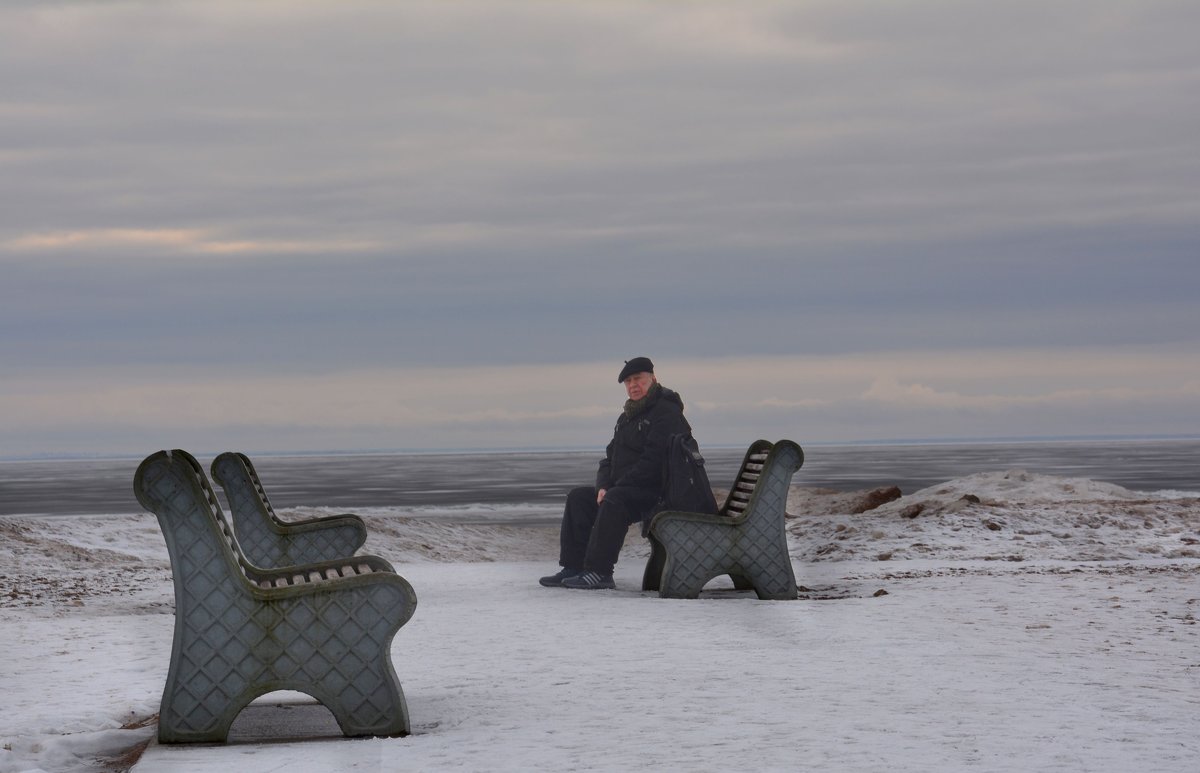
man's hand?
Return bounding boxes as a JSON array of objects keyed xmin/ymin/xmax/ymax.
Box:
[{"xmin": 596, "ymin": 488, "xmax": 606, "ymax": 504}]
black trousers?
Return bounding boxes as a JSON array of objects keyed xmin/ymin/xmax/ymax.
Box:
[{"xmin": 558, "ymin": 485, "xmax": 658, "ymax": 575}]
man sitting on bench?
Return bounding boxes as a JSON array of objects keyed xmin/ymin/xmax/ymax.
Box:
[{"xmin": 539, "ymin": 356, "xmax": 692, "ymax": 590}]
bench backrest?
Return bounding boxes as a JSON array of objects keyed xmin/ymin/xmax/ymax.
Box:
[
  {"xmin": 230, "ymin": 452, "xmax": 284, "ymax": 524},
  {"xmin": 720, "ymin": 439, "xmax": 774, "ymax": 517},
  {"xmin": 135, "ymin": 450, "xmax": 376, "ymax": 594},
  {"xmin": 135, "ymin": 449, "xmax": 262, "ymax": 608}
]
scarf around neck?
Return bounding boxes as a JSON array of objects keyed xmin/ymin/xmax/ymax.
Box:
[{"xmin": 623, "ymin": 381, "xmax": 662, "ymax": 418}]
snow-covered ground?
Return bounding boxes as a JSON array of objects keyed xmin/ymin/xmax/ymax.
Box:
[{"xmin": 2, "ymin": 471, "xmax": 1198, "ymax": 772}]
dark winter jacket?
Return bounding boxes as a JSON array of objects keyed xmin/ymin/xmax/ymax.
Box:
[{"xmin": 595, "ymin": 384, "xmax": 691, "ymax": 493}]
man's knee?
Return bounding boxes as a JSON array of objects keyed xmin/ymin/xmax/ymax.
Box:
[
  {"xmin": 563, "ymin": 486, "xmax": 599, "ymax": 528},
  {"xmin": 598, "ymin": 486, "xmax": 656, "ymax": 523},
  {"xmin": 601, "ymin": 486, "xmax": 652, "ymax": 507},
  {"xmin": 566, "ymin": 486, "xmax": 596, "ymax": 507}
]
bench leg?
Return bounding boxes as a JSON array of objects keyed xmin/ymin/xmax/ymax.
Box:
[
  {"xmin": 642, "ymin": 535, "xmax": 666, "ymax": 592},
  {"xmin": 321, "ymin": 668, "xmax": 411, "ymax": 738},
  {"xmin": 743, "ymin": 559, "xmax": 799, "ymax": 600}
]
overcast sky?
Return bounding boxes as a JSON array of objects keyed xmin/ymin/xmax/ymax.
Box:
[{"xmin": 2, "ymin": 0, "xmax": 1198, "ymax": 458}]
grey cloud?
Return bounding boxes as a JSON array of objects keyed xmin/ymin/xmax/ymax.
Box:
[{"xmin": 1, "ymin": 1, "xmax": 1198, "ymax": 453}]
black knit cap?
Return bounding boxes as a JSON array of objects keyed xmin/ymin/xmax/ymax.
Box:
[{"xmin": 617, "ymin": 356, "xmax": 654, "ymax": 383}]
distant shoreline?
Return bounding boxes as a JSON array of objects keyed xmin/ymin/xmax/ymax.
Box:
[
  {"xmin": 4, "ymin": 438, "xmax": 1199, "ymax": 518},
  {"xmin": 4, "ymin": 433, "xmax": 1199, "ymax": 464}
]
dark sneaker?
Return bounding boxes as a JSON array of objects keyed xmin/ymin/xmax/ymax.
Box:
[
  {"xmin": 539, "ymin": 567, "xmax": 582, "ymax": 587},
  {"xmin": 561, "ymin": 571, "xmax": 615, "ymax": 590}
]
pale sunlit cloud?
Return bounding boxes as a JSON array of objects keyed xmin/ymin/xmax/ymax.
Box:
[
  {"xmin": 6, "ymin": 228, "xmax": 205, "ymax": 251},
  {"xmin": 611, "ymin": 2, "xmax": 852, "ymax": 63},
  {"xmin": 669, "ymin": 348, "xmax": 1200, "ymax": 401},
  {"xmin": 3, "ymin": 348, "xmax": 1197, "ymax": 456},
  {"xmin": 2, "ymin": 228, "xmax": 379, "ymax": 257},
  {"xmin": 860, "ymin": 376, "xmax": 1200, "ymax": 411},
  {"xmin": 0, "ymin": 362, "xmax": 619, "ymax": 435}
]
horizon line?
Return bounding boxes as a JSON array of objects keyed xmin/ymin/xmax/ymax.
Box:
[{"xmin": 3, "ymin": 432, "xmax": 1199, "ymax": 463}]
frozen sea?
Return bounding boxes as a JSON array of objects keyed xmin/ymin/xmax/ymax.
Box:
[{"xmin": 1, "ymin": 438, "xmax": 1198, "ymax": 520}]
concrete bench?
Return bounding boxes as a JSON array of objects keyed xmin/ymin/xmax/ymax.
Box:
[
  {"xmin": 134, "ymin": 449, "xmax": 417, "ymax": 743},
  {"xmin": 643, "ymin": 439, "xmax": 804, "ymax": 599},
  {"xmin": 211, "ymin": 451, "xmax": 368, "ymax": 569}
]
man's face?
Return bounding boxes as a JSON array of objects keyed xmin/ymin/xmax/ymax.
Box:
[{"xmin": 623, "ymin": 372, "xmax": 655, "ymax": 401}]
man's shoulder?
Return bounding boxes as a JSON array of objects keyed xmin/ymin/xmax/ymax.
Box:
[
  {"xmin": 647, "ymin": 389, "xmax": 687, "ymax": 430},
  {"xmin": 653, "ymin": 387, "xmax": 685, "ymax": 415}
]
